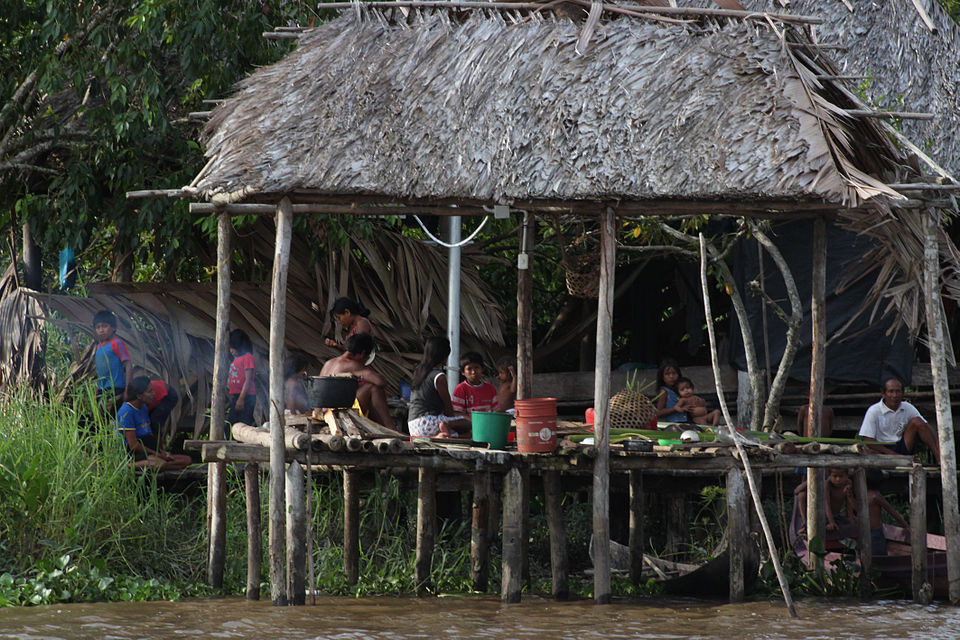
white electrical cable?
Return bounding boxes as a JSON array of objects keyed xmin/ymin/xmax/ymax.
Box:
[{"xmin": 412, "ymin": 214, "xmax": 490, "ymax": 248}]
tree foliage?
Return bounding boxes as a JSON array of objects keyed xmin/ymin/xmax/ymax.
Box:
[{"xmin": 1, "ymin": 0, "xmax": 320, "ymax": 283}]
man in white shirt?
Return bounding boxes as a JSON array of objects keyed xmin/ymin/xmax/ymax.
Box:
[{"xmin": 859, "ymin": 378, "xmax": 941, "ymax": 464}]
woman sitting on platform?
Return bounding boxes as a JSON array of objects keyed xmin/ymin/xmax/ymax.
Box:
[{"xmin": 407, "ymin": 337, "xmax": 470, "ymax": 439}]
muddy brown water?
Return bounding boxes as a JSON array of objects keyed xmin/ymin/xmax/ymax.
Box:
[{"xmin": 1, "ymin": 596, "xmax": 958, "ymax": 639}]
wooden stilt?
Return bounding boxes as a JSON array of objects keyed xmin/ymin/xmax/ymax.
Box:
[
  {"xmin": 516, "ymin": 213, "xmax": 535, "ymax": 400},
  {"xmin": 666, "ymin": 494, "xmax": 685, "ymax": 559},
  {"xmin": 471, "ymin": 471, "xmax": 492, "ymax": 592},
  {"xmin": 543, "ymin": 470, "xmax": 569, "ymax": 600},
  {"xmin": 343, "ymin": 470, "xmax": 360, "ymax": 586},
  {"xmin": 245, "ymin": 462, "xmax": 262, "ymax": 601},
  {"xmin": 910, "ymin": 463, "xmax": 931, "ymax": 603},
  {"xmin": 592, "ymin": 206, "xmax": 616, "ymax": 605},
  {"xmin": 268, "ymin": 197, "xmax": 293, "ymax": 606},
  {"xmin": 488, "ymin": 474, "xmax": 501, "ymax": 557},
  {"xmin": 207, "ymin": 212, "xmax": 232, "ymax": 589},
  {"xmin": 521, "ymin": 465, "xmax": 531, "ymax": 590},
  {"xmin": 629, "ymin": 470, "xmax": 644, "ymax": 585},
  {"xmin": 727, "ymin": 468, "xmax": 746, "ymax": 603},
  {"xmin": 415, "ymin": 467, "xmax": 437, "ymax": 596},
  {"xmin": 501, "ymin": 467, "xmax": 525, "ymax": 603},
  {"xmin": 922, "ymin": 209, "xmax": 960, "ymax": 604},
  {"xmin": 285, "ymin": 461, "xmax": 306, "ymax": 606},
  {"xmin": 854, "ymin": 467, "xmax": 872, "ymax": 600},
  {"xmin": 806, "ymin": 216, "xmax": 827, "ymax": 579}
]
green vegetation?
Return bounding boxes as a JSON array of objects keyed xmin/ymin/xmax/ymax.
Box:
[
  {"xmin": 0, "ymin": 389, "xmax": 662, "ymax": 606},
  {"xmin": 0, "ymin": 387, "xmax": 211, "ymax": 605}
]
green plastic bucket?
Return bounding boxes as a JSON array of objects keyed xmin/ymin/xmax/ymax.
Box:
[{"xmin": 472, "ymin": 411, "xmax": 512, "ymax": 450}]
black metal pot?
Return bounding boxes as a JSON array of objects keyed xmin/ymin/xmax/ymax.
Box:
[{"xmin": 305, "ymin": 376, "xmax": 359, "ymax": 409}]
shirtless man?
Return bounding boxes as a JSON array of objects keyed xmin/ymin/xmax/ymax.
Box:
[
  {"xmin": 859, "ymin": 378, "xmax": 940, "ymax": 464},
  {"xmin": 319, "ymin": 332, "xmax": 397, "ymax": 431}
]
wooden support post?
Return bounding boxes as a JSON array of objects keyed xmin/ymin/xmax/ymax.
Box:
[
  {"xmin": 501, "ymin": 467, "xmax": 525, "ymax": 603},
  {"xmin": 592, "ymin": 207, "xmax": 616, "ymax": 605},
  {"xmin": 854, "ymin": 467, "xmax": 872, "ymax": 600},
  {"xmin": 207, "ymin": 212, "xmax": 232, "ymax": 589},
  {"xmin": 245, "ymin": 463, "xmax": 262, "ymax": 601},
  {"xmin": 268, "ymin": 197, "xmax": 293, "ymax": 606},
  {"xmin": 910, "ymin": 463, "xmax": 931, "ymax": 603},
  {"xmin": 665, "ymin": 495, "xmax": 686, "ymax": 559},
  {"xmin": 471, "ymin": 471, "xmax": 492, "ymax": 592},
  {"xmin": 727, "ymin": 468, "xmax": 746, "ymax": 603},
  {"xmin": 806, "ymin": 216, "xmax": 827, "ymax": 579},
  {"xmin": 516, "ymin": 212, "xmax": 535, "ymax": 400},
  {"xmin": 285, "ymin": 461, "xmax": 306, "ymax": 606},
  {"xmin": 343, "ymin": 470, "xmax": 360, "ymax": 586},
  {"xmin": 629, "ymin": 470, "xmax": 644, "ymax": 585},
  {"xmin": 543, "ymin": 470, "xmax": 569, "ymax": 600},
  {"xmin": 521, "ymin": 465, "xmax": 531, "ymax": 590},
  {"xmin": 488, "ymin": 475, "xmax": 501, "ymax": 554},
  {"xmin": 415, "ymin": 467, "xmax": 437, "ymax": 596},
  {"xmin": 922, "ymin": 209, "xmax": 960, "ymax": 604}
]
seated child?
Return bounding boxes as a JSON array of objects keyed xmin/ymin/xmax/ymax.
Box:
[
  {"xmin": 794, "ymin": 467, "xmax": 856, "ymax": 533},
  {"xmin": 674, "ymin": 377, "xmax": 721, "ymax": 427},
  {"xmin": 452, "ymin": 352, "xmax": 498, "ymax": 418},
  {"xmin": 861, "ymin": 469, "xmax": 910, "ymax": 556},
  {"xmin": 146, "ymin": 380, "xmax": 179, "ymax": 438},
  {"xmin": 284, "ymin": 353, "xmax": 310, "ymax": 414},
  {"xmin": 495, "ymin": 355, "xmax": 517, "ymax": 412},
  {"xmin": 655, "ymin": 358, "xmax": 687, "ymax": 423},
  {"xmin": 93, "ymin": 310, "xmax": 132, "ymax": 413},
  {"xmin": 117, "ymin": 376, "xmax": 191, "ymax": 471}
]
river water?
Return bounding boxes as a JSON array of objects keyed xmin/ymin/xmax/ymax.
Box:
[{"xmin": 1, "ymin": 596, "xmax": 958, "ymax": 640}]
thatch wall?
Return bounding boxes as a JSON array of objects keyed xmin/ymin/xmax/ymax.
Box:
[
  {"xmin": 0, "ymin": 224, "xmax": 505, "ymax": 437},
  {"xmin": 193, "ymin": 11, "xmax": 903, "ymax": 209}
]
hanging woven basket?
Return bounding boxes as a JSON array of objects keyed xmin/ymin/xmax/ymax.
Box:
[{"xmin": 563, "ymin": 252, "xmax": 601, "ymax": 299}]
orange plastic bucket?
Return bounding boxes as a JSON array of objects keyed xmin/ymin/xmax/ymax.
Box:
[{"xmin": 515, "ymin": 398, "xmax": 557, "ymax": 453}]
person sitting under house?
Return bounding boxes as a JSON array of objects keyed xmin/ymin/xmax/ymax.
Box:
[
  {"xmin": 797, "ymin": 402, "xmax": 835, "ymax": 439},
  {"xmin": 284, "ymin": 353, "xmax": 310, "ymax": 414},
  {"xmin": 146, "ymin": 379, "xmax": 179, "ymax": 439},
  {"xmin": 117, "ymin": 376, "xmax": 191, "ymax": 471},
  {"xmin": 674, "ymin": 377, "xmax": 721, "ymax": 427},
  {"xmin": 452, "ymin": 352, "xmax": 498, "ymax": 419},
  {"xmin": 859, "ymin": 378, "xmax": 941, "ymax": 465},
  {"xmin": 794, "ymin": 467, "xmax": 856, "ymax": 533},
  {"xmin": 319, "ymin": 333, "xmax": 396, "ymax": 431}
]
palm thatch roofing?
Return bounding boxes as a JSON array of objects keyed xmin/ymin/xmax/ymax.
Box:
[
  {"xmin": 188, "ymin": 6, "xmax": 927, "ymax": 215},
  {"xmin": 744, "ymin": 0, "xmax": 960, "ymax": 179}
]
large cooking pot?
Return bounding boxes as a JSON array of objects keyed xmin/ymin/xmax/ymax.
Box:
[{"xmin": 305, "ymin": 375, "xmax": 359, "ymax": 409}]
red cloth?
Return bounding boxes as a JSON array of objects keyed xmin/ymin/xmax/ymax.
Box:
[
  {"xmin": 452, "ymin": 380, "xmax": 498, "ymax": 415},
  {"xmin": 147, "ymin": 380, "xmax": 168, "ymax": 411},
  {"xmin": 228, "ymin": 353, "xmax": 256, "ymax": 394}
]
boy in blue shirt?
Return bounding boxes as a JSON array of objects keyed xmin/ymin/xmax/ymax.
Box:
[
  {"xmin": 117, "ymin": 377, "xmax": 191, "ymax": 470},
  {"xmin": 93, "ymin": 310, "xmax": 132, "ymax": 412}
]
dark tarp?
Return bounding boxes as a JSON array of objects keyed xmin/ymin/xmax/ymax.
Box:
[{"xmin": 728, "ymin": 219, "xmax": 914, "ymax": 387}]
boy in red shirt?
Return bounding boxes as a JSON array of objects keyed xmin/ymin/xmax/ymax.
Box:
[{"xmin": 452, "ymin": 352, "xmax": 498, "ymax": 419}]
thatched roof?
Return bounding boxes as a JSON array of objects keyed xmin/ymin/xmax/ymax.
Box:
[
  {"xmin": 190, "ymin": 8, "xmax": 917, "ymax": 214},
  {"xmin": 744, "ymin": 0, "xmax": 960, "ymax": 179}
]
